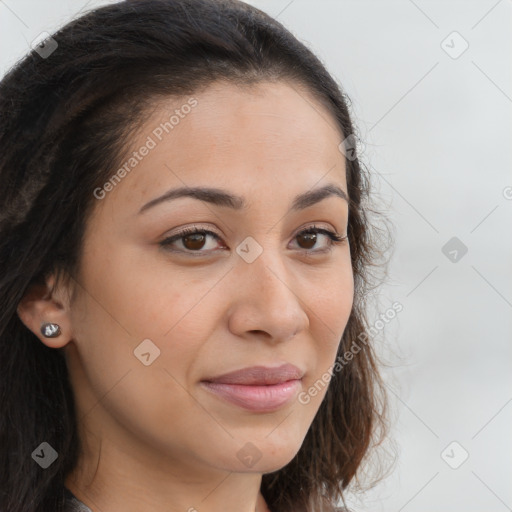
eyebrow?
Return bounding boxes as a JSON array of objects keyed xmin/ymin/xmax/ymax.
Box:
[{"xmin": 138, "ymin": 183, "xmax": 349, "ymax": 215}]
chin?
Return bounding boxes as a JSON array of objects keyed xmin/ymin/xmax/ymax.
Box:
[{"xmin": 216, "ymin": 433, "xmax": 305, "ymax": 474}]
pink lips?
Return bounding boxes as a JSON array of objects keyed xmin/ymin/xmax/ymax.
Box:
[{"xmin": 200, "ymin": 364, "xmax": 304, "ymax": 412}]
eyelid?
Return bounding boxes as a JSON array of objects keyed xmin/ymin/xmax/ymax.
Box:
[
  {"xmin": 162, "ymin": 223, "xmax": 224, "ymax": 242},
  {"xmin": 164, "ymin": 221, "xmax": 341, "ymax": 239}
]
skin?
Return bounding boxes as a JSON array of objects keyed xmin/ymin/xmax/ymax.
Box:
[{"xmin": 17, "ymin": 79, "xmax": 354, "ymax": 512}]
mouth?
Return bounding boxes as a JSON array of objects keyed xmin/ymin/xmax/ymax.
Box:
[{"xmin": 200, "ymin": 363, "xmax": 304, "ymax": 412}]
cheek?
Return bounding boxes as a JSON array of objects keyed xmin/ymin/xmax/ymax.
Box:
[
  {"xmin": 68, "ymin": 244, "xmax": 213, "ymax": 414},
  {"xmin": 67, "ymin": 271, "xmax": 217, "ymax": 453},
  {"xmin": 77, "ymin": 236, "xmax": 214, "ymax": 341},
  {"xmin": 300, "ymin": 260, "xmax": 354, "ymax": 397},
  {"xmin": 305, "ymin": 256, "xmax": 354, "ymax": 337}
]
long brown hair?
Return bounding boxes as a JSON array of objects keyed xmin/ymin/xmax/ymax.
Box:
[{"xmin": 0, "ymin": 1, "xmax": 390, "ymax": 510}]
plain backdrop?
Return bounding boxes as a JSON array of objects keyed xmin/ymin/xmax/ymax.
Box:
[{"xmin": 1, "ymin": 1, "xmax": 511, "ymax": 511}]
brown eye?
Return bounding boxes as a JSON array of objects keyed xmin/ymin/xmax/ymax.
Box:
[
  {"xmin": 291, "ymin": 226, "xmax": 347, "ymax": 254},
  {"xmin": 160, "ymin": 227, "xmax": 225, "ymax": 255},
  {"xmin": 160, "ymin": 225, "xmax": 346, "ymax": 257},
  {"xmin": 296, "ymin": 231, "xmax": 317, "ymax": 250},
  {"xmin": 182, "ymin": 232, "xmax": 207, "ymax": 251}
]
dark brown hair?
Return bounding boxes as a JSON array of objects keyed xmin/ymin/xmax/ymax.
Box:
[{"xmin": 0, "ymin": 1, "xmax": 389, "ymax": 510}]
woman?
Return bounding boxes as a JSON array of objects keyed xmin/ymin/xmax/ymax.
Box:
[{"xmin": 0, "ymin": 0, "xmax": 388, "ymax": 511}]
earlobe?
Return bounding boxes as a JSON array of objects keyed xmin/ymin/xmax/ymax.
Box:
[{"xmin": 16, "ymin": 274, "xmax": 72, "ymax": 349}]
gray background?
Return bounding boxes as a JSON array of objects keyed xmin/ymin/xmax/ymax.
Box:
[{"xmin": 1, "ymin": 1, "xmax": 511, "ymax": 510}]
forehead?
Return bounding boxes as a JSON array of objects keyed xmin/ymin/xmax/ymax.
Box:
[
  {"xmin": 98, "ymin": 79, "xmax": 347, "ymax": 216},
  {"xmin": 158, "ymin": 79, "xmax": 344, "ymax": 158}
]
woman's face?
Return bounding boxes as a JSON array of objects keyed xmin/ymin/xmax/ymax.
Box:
[{"xmin": 62, "ymin": 80, "xmax": 353, "ymax": 478}]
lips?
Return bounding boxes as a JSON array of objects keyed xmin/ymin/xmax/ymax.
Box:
[
  {"xmin": 202, "ymin": 363, "xmax": 304, "ymax": 386},
  {"xmin": 200, "ymin": 363, "xmax": 304, "ymax": 412}
]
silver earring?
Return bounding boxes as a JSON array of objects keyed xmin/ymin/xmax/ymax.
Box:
[{"xmin": 41, "ymin": 322, "xmax": 61, "ymax": 338}]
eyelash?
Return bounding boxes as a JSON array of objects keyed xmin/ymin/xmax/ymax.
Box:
[{"xmin": 159, "ymin": 225, "xmax": 347, "ymax": 257}]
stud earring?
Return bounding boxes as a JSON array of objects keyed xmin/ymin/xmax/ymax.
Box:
[{"xmin": 41, "ymin": 322, "xmax": 61, "ymax": 338}]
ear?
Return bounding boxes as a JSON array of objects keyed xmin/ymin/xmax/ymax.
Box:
[{"xmin": 16, "ymin": 273, "xmax": 73, "ymax": 349}]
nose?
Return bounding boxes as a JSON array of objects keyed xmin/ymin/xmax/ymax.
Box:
[{"xmin": 227, "ymin": 253, "xmax": 310, "ymax": 344}]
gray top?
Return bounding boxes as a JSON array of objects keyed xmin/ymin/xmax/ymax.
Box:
[
  {"xmin": 64, "ymin": 488, "xmax": 93, "ymax": 512},
  {"xmin": 63, "ymin": 487, "xmax": 349, "ymax": 511}
]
